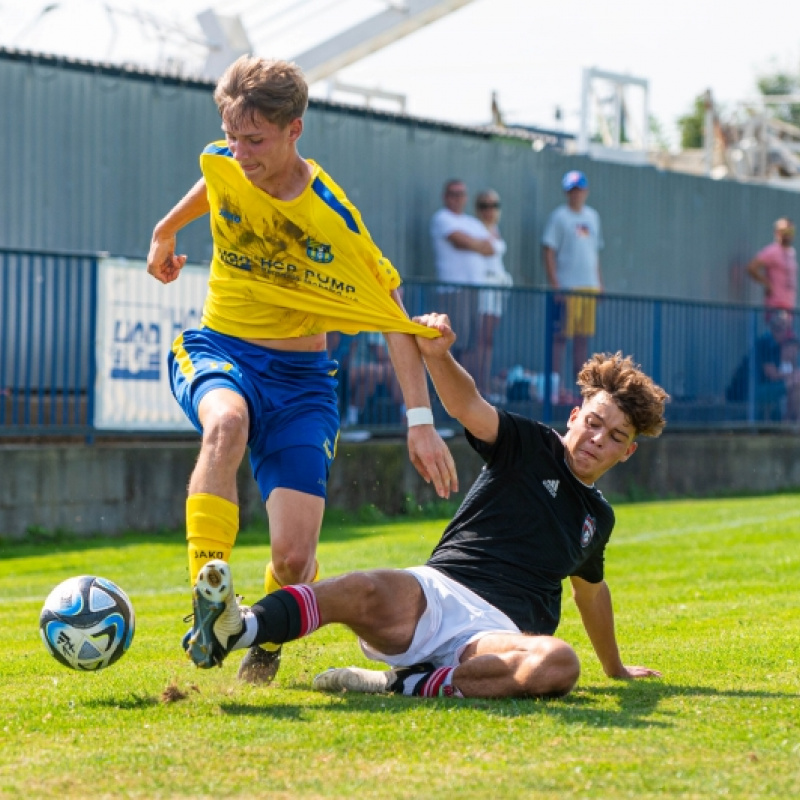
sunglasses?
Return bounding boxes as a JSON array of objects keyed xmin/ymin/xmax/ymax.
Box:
[{"xmin": 477, "ymin": 202, "xmax": 500, "ymax": 210}]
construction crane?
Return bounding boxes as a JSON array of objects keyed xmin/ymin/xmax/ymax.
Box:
[
  {"xmin": 199, "ymin": 0, "xmax": 477, "ymax": 83},
  {"xmin": 289, "ymin": 0, "xmax": 476, "ymax": 83}
]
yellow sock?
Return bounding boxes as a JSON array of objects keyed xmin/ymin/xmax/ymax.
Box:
[
  {"xmin": 264, "ymin": 560, "xmax": 320, "ymax": 594},
  {"xmin": 261, "ymin": 560, "xmax": 320, "ymax": 651},
  {"xmin": 186, "ymin": 493, "xmax": 239, "ymax": 584}
]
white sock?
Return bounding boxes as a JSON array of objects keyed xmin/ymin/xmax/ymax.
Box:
[{"xmin": 231, "ymin": 611, "xmax": 258, "ymax": 651}]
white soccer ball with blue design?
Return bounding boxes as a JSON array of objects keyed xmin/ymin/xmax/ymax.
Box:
[{"xmin": 39, "ymin": 576, "xmax": 135, "ymax": 670}]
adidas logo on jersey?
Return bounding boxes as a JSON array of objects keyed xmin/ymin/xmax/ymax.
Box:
[{"xmin": 543, "ymin": 479, "xmax": 559, "ymax": 498}]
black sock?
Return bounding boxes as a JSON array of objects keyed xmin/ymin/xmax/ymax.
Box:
[
  {"xmin": 388, "ymin": 663, "xmax": 461, "ymax": 697},
  {"xmin": 250, "ymin": 589, "xmax": 304, "ymax": 646},
  {"xmin": 387, "ymin": 663, "xmax": 437, "ymax": 695}
]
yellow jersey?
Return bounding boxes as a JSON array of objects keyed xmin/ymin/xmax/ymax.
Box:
[{"xmin": 199, "ymin": 142, "xmax": 436, "ymax": 339}]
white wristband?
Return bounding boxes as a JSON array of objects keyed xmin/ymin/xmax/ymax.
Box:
[{"xmin": 406, "ymin": 407, "xmax": 434, "ymax": 427}]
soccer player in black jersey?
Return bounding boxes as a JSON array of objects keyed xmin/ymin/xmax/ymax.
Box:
[{"xmin": 185, "ymin": 312, "xmax": 669, "ymax": 699}]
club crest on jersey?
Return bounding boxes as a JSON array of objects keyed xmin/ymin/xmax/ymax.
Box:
[
  {"xmin": 306, "ymin": 238, "xmax": 334, "ymax": 264},
  {"xmin": 219, "ymin": 207, "xmax": 241, "ymax": 224},
  {"xmin": 580, "ymin": 515, "xmax": 596, "ymax": 547}
]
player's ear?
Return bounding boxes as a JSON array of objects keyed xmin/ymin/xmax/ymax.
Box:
[
  {"xmin": 618, "ymin": 441, "xmax": 638, "ymax": 462},
  {"xmin": 566, "ymin": 405, "xmax": 581, "ymax": 428},
  {"xmin": 287, "ymin": 117, "xmax": 303, "ymax": 142}
]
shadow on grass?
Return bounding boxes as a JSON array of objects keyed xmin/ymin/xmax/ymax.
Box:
[
  {"xmin": 207, "ymin": 681, "xmax": 799, "ymax": 730},
  {"xmin": 84, "ymin": 694, "xmax": 162, "ymax": 710}
]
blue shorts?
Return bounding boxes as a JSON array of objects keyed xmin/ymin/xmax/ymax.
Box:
[{"xmin": 169, "ymin": 328, "xmax": 340, "ymax": 502}]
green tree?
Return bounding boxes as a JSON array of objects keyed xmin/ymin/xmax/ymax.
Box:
[
  {"xmin": 757, "ymin": 70, "xmax": 800, "ymax": 127},
  {"xmin": 649, "ymin": 114, "xmax": 670, "ymax": 151},
  {"xmin": 677, "ymin": 94, "xmax": 708, "ymax": 149}
]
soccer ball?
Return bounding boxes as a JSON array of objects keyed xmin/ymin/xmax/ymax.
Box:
[{"xmin": 39, "ymin": 575, "xmax": 135, "ymax": 671}]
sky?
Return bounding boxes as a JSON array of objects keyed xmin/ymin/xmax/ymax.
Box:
[{"xmin": 2, "ymin": 0, "xmax": 800, "ymax": 149}]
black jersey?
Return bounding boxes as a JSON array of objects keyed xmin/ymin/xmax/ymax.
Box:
[{"xmin": 426, "ymin": 410, "xmax": 615, "ymax": 634}]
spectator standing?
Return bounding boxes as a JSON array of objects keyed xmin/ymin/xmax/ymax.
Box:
[
  {"xmin": 344, "ymin": 332, "xmax": 405, "ymax": 428},
  {"xmin": 474, "ymin": 189, "xmax": 513, "ymax": 395},
  {"xmin": 747, "ymin": 218, "xmax": 797, "ymax": 316},
  {"xmin": 542, "ymin": 170, "xmax": 604, "ymax": 391},
  {"xmin": 430, "ymin": 179, "xmax": 495, "ymax": 365},
  {"xmin": 726, "ymin": 309, "xmax": 800, "ymax": 422}
]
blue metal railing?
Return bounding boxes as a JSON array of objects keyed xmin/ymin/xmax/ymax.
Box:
[
  {"xmin": 0, "ymin": 248, "xmax": 96, "ymax": 437},
  {"xmin": 1, "ymin": 249, "xmax": 796, "ymax": 439},
  {"xmin": 350, "ymin": 281, "xmax": 798, "ymax": 433}
]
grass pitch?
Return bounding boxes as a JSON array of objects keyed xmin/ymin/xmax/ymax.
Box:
[{"xmin": 1, "ymin": 494, "xmax": 799, "ymax": 799}]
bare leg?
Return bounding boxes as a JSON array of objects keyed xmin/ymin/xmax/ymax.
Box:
[
  {"xmin": 314, "ymin": 570, "xmax": 426, "ymax": 655},
  {"xmin": 477, "ymin": 314, "xmax": 500, "ymax": 395},
  {"xmin": 552, "ymin": 334, "xmax": 567, "ymax": 388},
  {"xmin": 190, "ymin": 388, "xmax": 249, "ymax": 501},
  {"xmin": 266, "ymin": 489, "xmax": 326, "ymax": 585},
  {"xmin": 454, "ymin": 633, "xmax": 580, "ymax": 698},
  {"xmin": 572, "ymin": 335, "xmax": 589, "ymax": 381},
  {"xmin": 184, "ymin": 389, "xmax": 249, "ymax": 583}
]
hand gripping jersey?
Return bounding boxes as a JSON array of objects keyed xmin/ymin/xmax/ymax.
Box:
[
  {"xmin": 426, "ymin": 410, "xmax": 615, "ymax": 635},
  {"xmin": 200, "ymin": 143, "xmax": 437, "ymax": 340}
]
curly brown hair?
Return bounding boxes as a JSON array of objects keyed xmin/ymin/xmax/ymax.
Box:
[
  {"xmin": 214, "ymin": 56, "xmax": 308, "ymax": 129},
  {"xmin": 577, "ymin": 352, "xmax": 669, "ymax": 437}
]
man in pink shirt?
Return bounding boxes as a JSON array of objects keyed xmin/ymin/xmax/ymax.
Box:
[{"xmin": 747, "ymin": 218, "xmax": 798, "ymax": 313}]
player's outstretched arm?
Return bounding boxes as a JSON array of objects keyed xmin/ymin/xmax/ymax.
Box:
[
  {"xmin": 383, "ymin": 331, "xmax": 458, "ymax": 499},
  {"xmin": 413, "ymin": 312, "xmax": 499, "ymax": 445},
  {"xmin": 147, "ymin": 178, "xmax": 210, "ymax": 284},
  {"xmin": 570, "ymin": 576, "xmax": 662, "ymax": 680},
  {"xmin": 383, "ymin": 298, "xmax": 458, "ymax": 498}
]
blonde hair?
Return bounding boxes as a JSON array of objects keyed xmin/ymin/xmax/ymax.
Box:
[
  {"xmin": 214, "ymin": 56, "xmax": 308, "ymax": 129},
  {"xmin": 475, "ymin": 189, "xmax": 499, "ymax": 207},
  {"xmin": 577, "ymin": 352, "xmax": 669, "ymax": 437}
]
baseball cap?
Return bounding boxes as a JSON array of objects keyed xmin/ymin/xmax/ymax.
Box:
[{"xmin": 562, "ymin": 170, "xmax": 588, "ymax": 191}]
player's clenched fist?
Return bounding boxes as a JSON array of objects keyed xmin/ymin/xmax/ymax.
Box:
[
  {"xmin": 147, "ymin": 234, "xmax": 187, "ymax": 284},
  {"xmin": 413, "ymin": 313, "xmax": 456, "ymax": 358}
]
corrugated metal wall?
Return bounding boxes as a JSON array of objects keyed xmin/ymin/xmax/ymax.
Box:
[
  {"xmin": 2, "ymin": 48, "xmax": 799, "ymax": 305},
  {"xmin": 0, "ymin": 52, "xmax": 220, "ymax": 261}
]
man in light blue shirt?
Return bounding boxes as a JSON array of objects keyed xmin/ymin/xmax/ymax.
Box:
[{"xmin": 542, "ymin": 171, "xmax": 604, "ymax": 391}]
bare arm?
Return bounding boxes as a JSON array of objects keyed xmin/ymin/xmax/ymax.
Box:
[
  {"xmin": 383, "ymin": 291, "xmax": 458, "ymax": 498},
  {"xmin": 448, "ymin": 231, "xmax": 495, "ymax": 256},
  {"xmin": 543, "ymin": 246, "xmax": 559, "ymax": 288},
  {"xmin": 570, "ymin": 576, "xmax": 661, "ymax": 679},
  {"xmin": 412, "ymin": 312, "xmax": 499, "ymax": 444},
  {"xmin": 147, "ymin": 178, "xmax": 210, "ymax": 284},
  {"xmin": 747, "ymin": 257, "xmax": 769, "ymax": 289}
]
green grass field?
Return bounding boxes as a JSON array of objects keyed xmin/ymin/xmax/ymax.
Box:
[{"xmin": 2, "ymin": 494, "xmax": 799, "ymax": 799}]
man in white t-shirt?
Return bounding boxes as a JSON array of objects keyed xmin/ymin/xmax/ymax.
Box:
[
  {"xmin": 430, "ymin": 179, "xmax": 495, "ymax": 362},
  {"xmin": 542, "ymin": 170, "xmax": 604, "ymax": 393}
]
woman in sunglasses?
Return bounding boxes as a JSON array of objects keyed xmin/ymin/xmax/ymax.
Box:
[{"xmin": 475, "ymin": 190, "xmax": 513, "ymax": 397}]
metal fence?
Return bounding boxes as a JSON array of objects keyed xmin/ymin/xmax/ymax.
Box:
[
  {"xmin": 1, "ymin": 248, "xmax": 96, "ymax": 437},
  {"xmin": 1, "ymin": 247, "xmax": 797, "ymax": 440}
]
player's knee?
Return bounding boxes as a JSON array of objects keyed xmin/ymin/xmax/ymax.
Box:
[
  {"xmin": 271, "ymin": 549, "xmax": 317, "ymax": 585},
  {"xmin": 202, "ymin": 404, "xmax": 249, "ymax": 450},
  {"xmin": 542, "ymin": 640, "xmax": 581, "ymax": 697},
  {"xmin": 524, "ymin": 638, "xmax": 580, "ymax": 698},
  {"xmin": 336, "ymin": 571, "xmax": 391, "ymax": 627}
]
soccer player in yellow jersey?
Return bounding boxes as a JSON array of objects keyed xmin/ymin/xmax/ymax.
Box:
[{"xmin": 146, "ymin": 55, "xmax": 458, "ymax": 684}]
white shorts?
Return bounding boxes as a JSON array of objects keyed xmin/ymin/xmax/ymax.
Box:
[
  {"xmin": 359, "ymin": 566, "xmax": 520, "ymax": 669},
  {"xmin": 478, "ymin": 288, "xmax": 506, "ymax": 317}
]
